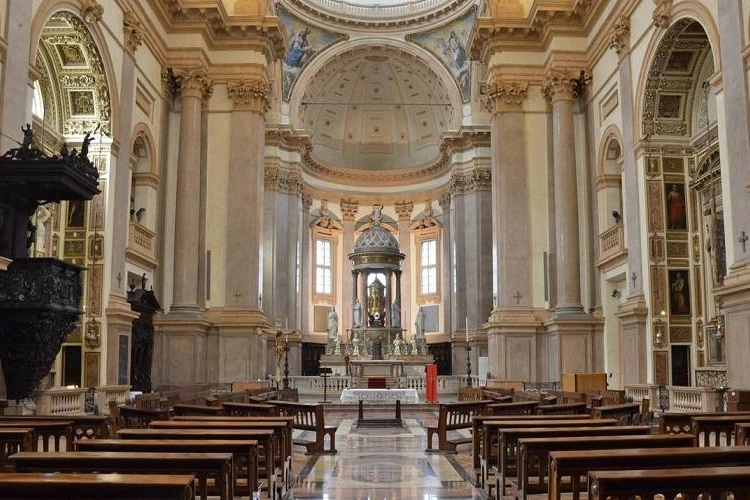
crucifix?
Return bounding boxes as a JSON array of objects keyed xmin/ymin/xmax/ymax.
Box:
[
  {"xmin": 232, "ymin": 289, "xmax": 242, "ymax": 304},
  {"xmin": 116, "ymin": 272, "xmax": 122, "ymax": 288},
  {"xmin": 631, "ymin": 272, "xmax": 637, "ymax": 289},
  {"xmin": 740, "ymin": 231, "xmax": 748, "ymax": 253},
  {"xmin": 513, "ymin": 290, "xmax": 523, "ymax": 305}
]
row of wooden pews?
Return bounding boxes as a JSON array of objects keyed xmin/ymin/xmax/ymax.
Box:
[{"xmin": 0, "ymin": 398, "xmax": 337, "ymax": 499}]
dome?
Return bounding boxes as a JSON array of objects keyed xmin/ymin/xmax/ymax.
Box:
[{"xmin": 352, "ymin": 224, "xmax": 401, "ymax": 255}]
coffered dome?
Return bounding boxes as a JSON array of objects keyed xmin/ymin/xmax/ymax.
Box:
[
  {"xmin": 352, "ymin": 224, "xmax": 401, "ymax": 255},
  {"xmin": 296, "ymin": 44, "xmax": 458, "ymax": 172}
]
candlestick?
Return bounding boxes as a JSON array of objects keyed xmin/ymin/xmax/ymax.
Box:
[
  {"xmin": 286, "ymin": 318, "xmax": 288, "ymax": 330},
  {"xmin": 285, "ymin": 334, "xmax": 288, "ymax": 344},
  {"xmin": 465, "ymin": 317, "xmax": 469, "ymax": 343}
]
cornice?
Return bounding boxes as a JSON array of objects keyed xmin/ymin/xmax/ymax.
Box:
[
  {"xmin": 470, "ymin": 0, "xmax": 606, "ymax": 62},
  {"xmin": 150, "ymin": 0, "xmax": 285, "ymax": 61}
]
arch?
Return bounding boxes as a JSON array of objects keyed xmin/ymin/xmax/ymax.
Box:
[
  {"xmin": 30, "ymin": 0, "xmax": 120, "ymax": 138},
  {"xmin": 130, "ymin": 122, "xmax": 159, "ymax": 177},
  {"xmin": 597, "ymin": 125, "xmax": 625, "ymax": 178},
  {"xmin": 288, "ymin": 36, "xmax": 464, "ymax": 132},
  {"xmin": 633, "ymin": 2, "xmax": 721, "ymax": 142}
]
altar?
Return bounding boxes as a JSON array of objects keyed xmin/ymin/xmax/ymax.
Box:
[
  {"xmin": 340, "ymin": 388, "xmax": 419, "ymax": 404},
  {"xmin": 350, "ymin": 359, "xmax": 404, "ymax": 378}
]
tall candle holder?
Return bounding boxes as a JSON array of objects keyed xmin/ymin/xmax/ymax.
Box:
[
  {"xmin": 466, "ymin": 343, "xmax": 472, "ymax": 387},
  {"xmin": 283, "ymin": 334, "xmax": 290, "ymax": 390}
]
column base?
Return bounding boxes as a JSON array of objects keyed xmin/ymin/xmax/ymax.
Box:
[
  {"xmin": 543, "ymin": 313, "xmax": 604, "ymax": 383},
  {"xmin": 716, "ymin": 266, "xmax": 750, "ymax": 389},
  {"xmin": 485, "ymin": 307, "xmax": 544, "ymax": 383},
  {"xmin": 104, "ymin": 295, "xmax": 140, "ymax": 386},
  {"xmin": 153, "ymin": 312, "xmax": 211, "ymax": 387},
  {"xmin": 614, "ymin": 295, "xmax": 649, "ymax": 386},
  {"xmin": 205, "ymin": 307, "xmax": 270, "ymax": 383}
]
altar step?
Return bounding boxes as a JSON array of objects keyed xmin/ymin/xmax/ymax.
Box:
[{"xmin": 356, "ymin": 376, "xmax": 399, "ymax": 389}]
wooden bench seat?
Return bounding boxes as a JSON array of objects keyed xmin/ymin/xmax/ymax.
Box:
[
  {"xmin": 0, "ymin": 420, "xmax": 73, "ymax": 452},
  {"xmin": 535, "ymin": 402, "xmax": 589, "ymax": 415},
  {"xmin": 516, "ymin": 433, "xmax": 696, "ymax": 499},
  {"xmin": 470, "ymin": 414, "xmax": 594, "ymax": 481},
  {"xmin": 659, "ymin": 410, "xmax": 750, "ymax": 434},
  {"xmin": 550, "ymin": 445, "xmax": 750, "ymax": 500},
  {"xmin": 116, "ymin": 405, "xmax": 171, "ymax": 430},
  {"xmin": 588, "ymin": 466, "xmax": 750, "ymax": 500},
  {"xmin": 0, "ymin": 415, "xmax": 110, "ymax": 441},
  {"xmin": 0, "ymin": 472, "xmax": 195, "ymax": 499},
  {"xmin": 590, "ymin": 402, "xmax": 642, "ymax": 424},
  {"xmin": 477, "ymin": 418, "xmax": 615, "ymax": 492},
  {"xmin": 0, "ymin": 428, "xmax": 33, "ymax": 471},
  {"xmin": 271, "ymin": 401, "xmax": 337, "ymax": 455},
  {"xmin": 486, "ymin": 400, "xmax": 539, "ymax": 416},
  {"xmin": 490, "ymin": 425, "xmax": 651, "ymax": 497},
  {"xmin": 11, "ymin": 451, "xmax": 233, "ymax": 500},
  {"xmin": 173, "ymin": 404, "xmax": 225, "ymax": 416},
  {"xmin": 426, "ymin": 400, "xmax": 490, "ymax": 453},
  {"xmin": 222, "ymin": 402, "xmax": 279, "ymax": 416},
  {"xmin": 75, "ymin": 439, "xmax": 259, "ymax": 500},
  {"xmin": 690, "ymin": 414, "xmax": 750, "ymax": 446}
]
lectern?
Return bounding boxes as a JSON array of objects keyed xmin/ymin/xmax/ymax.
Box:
[{"xmin": 319, "ymin": 367, "xmax": 333, "ymax": 404}]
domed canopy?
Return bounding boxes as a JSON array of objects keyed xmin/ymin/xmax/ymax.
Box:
[{"xmin": 349, "ymin": 208, "xmax": 405, "ymax": 270}]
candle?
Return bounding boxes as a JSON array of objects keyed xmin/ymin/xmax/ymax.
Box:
[
  {"xmin": 285, "ymin": 318, "xmax": 288, "ymax": 330},
  {"xmin": 465, "ymin": 317, "xmax": 469, "ymax": 343},
  {"xmin": 285, "ymin": 334, "xmax": 289, "ymax": 344}
]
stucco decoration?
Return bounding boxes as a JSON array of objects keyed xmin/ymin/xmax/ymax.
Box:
[
  {"xmin": 278, "ymin": 6, "xmax": 347, "ymax": 100},
  {"xmin": 407, "ymin": 7, "xmax": 477, "ymax": 102}
]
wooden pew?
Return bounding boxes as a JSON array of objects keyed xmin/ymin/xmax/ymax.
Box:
[
  {"xmin": 11, "ymin": 451, "xmax": 233, "ymax": 500},
  {"xmin": 117, "ymin": 429, "xmax": 275, "ymax": 498},
  {"xmin": 0, "ymin": 420, "xmax": 73, "ymax": 452},
  {"xmin": 458, "ymin": 387, "xmax": 486, "ymax": 401},
  {"xmin": 486, "ymin": 401, "xmax": 539, "ymax": 416},
  {"xmin": 75, "ymin": 439, "xmax": 258, "ymax": 500},
  {"xmin": 659, "ymin": 410, "xmax": 750, "ymax": 434},
  {"xmin": 116, "ymin": 405, "xmax": 171, "ymax": 430},
  {"xmin": 516, "ymin": 433, "xmax": 696, "ymax": 499},
  {"xmin": 271, "ymin": 401, "xmax": 338, "ymax": 455},
  {"xmin": 735, "ymin": 422, "xmax": 750, "ymax": 445},
  {"xmin": 491, "ymin": 425, "xmax": 651, "ymax": 497},
  {"xmin": 150, "ymin": 417, "xmax": 294, "ymax": 493},
  {"xmin": 550, "ymin": 445, "xmax": 750, "ymax": 500},
  {"xmin": 0, "ymin": 415, "xmax": 110, "ymax": 440},
  {"xmin": 690, "ymin": 414, "xmax": 750, "ymax": 446},
  {"xmin": 0, "ymin": 428, "xmax": 33, "ymax": 471},
  {"xmin": 173, "ymin": 404, "xmax": 225, "ymax": 416},
  {"xmin": 535, "ymin": 402, "xmax": 588, "ymax": 415},
  {"xmin": 425, "ymin": 400, "xmax": 491, "ymax": 453},
  {"xmin": 222, "ymin": 402, "xmax": 279, "ymax": 416},
  {"xmin": 478, "ymin": 418, "xmax": 614, "ymax": 492},
  {"xmin": 588, "ymin": 466, "xmax": 750, "ymax": 500},
  {"xmin": 0, "ymin": 472, "xmax": 196, "ymax": 499},
  {"xmin": 590, "ymin": 402, "xmax": 641, "ymax": 424},
  {"xmin": 470, "ymin": 413, "xmax": 593, "ymax": 481}
]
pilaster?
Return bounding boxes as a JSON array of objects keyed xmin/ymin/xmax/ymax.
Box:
[
  {"xmin": 395, "ymin": 200, "xmax": 413, "ymax": 331},
  {"xmin": 341, "ymin": 199, "xmax": 359, "ymax": 333},
  {"xmin": 615, "ymin": 295, "xmax": 649, "ymax": 385}
]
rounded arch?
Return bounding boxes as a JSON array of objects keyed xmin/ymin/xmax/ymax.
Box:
[
  {"xmin": 597, "ymin": 125, "xmax": 625, "ymax": 178},
  {"xmin": 288, "ymin": 36, "xmax": 464, "ymax": 132},
  {"xmin": 633, "ymin": 2, "xmax": 721, "ymax": 142},
  {"xmin": 29, "ymin": 0, "xmax": 120, "ymax": 138},
  {"xmin": 131, "ymin": 122, "xmax": 159, "ymax": 177}
]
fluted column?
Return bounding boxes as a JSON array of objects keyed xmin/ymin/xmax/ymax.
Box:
[
  {"xmin": 542, "ymin": 71, "xmax": 584, "ymax": 315},
  {"xmin": 225, "ymin": 78, "xmax": 270, "ymax": 315},
  {"xmin": 341, "ymin": 199, "xmax": 358, "ymax": 333},
  {"xmin": 171, "ymin": 68, "xmax": 210, "ymax": 313},
  {"xmin": 395, "ymin": 201, "xmax": 413, "ymax": 330}
]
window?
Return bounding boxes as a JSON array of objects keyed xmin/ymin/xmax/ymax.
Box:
[
  {"xmin": 315, "ymin": 238, "xmax": 333, "ymax": 295},
  {"xmin": 420, "ymin": 238, "xmax": 438, "ymax": 295}
]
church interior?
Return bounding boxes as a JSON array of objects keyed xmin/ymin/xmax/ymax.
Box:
[{"xmin": 1, "ymin": 0, "xmax": 750, "ymax": 498}]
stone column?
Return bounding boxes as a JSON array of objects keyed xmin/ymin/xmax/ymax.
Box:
[
  {"xmin": 542, "ymin": 70, "xmax": 584, "ymax": 315},
  {"xmin": 483, "ymin": 79, "xmax": 541, "ymax": 381},
  {"xmin": 170, "ymin": 68, "xmax": 210, "ymax": 313},
  {"xmin": 300, "ymin": 194, "xmax": 313, "ymax": 335},
  {"xmin": 439, "ymin": 193, "xmax": 452, "ymax": 340},
  {"xmin": 209, "ymin": 78, "xmax": 270, "ymax": 382},
  {"xmin": 395, "ymin": 201, "xmax": 413, "ymax": 329},
  {"xmin": 0, "ymin": 0, "xmax": 32, "ymax": 153},
  {"xmin": 340, "ymin": 199, "xmax": 358, "ymax": 333},
  {"xmin": 715, "ymin": 0, "xmax": 750, "ymax": 389}
]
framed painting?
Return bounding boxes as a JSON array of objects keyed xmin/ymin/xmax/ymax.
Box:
[{"xmin": 668, "ymin": 269, "xmax": 690, "ymax": 316}]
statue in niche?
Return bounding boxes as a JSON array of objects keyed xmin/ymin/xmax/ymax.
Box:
[
  {"xmin": 414, "ymin": 306, "xmax": 426, "ymax": 339},
  {"xmin": 392, "ymin": 333, "xmax": 404, "ymax": 356},
  {"xmin": 353, "ymin": 299, "xmax": 362, "ymax": 328},
  {"xmin": 327, "ymin": 306, "xmax": 339, "ymax": 340},
  {"xmin": 367, "ymin": 278, "xmax": 386, "ymax": 327}
]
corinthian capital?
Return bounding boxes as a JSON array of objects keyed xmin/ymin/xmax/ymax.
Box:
[
  {"xmin": 164, "ymin": 67, "xmax": 212, "ymax": 100},
  {"xmin": 123, "ymin": 11, "xmax": 144, "ymax": 54},
  {"xmin": 542, "ymin": 70, "xmax": 582, "ymax": 102},
  {"xmin": 608, "ymin": 15, "xmax": 630, "ymax": 56},
  {"xmin": 226, "ymin": 79, "xmax": 271, "ymax": 113},
  {"xmin": 485, "ymin": 81, "xmax": 529, "ymax": 113}
]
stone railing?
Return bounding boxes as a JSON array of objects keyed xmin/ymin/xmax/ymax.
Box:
[
  {"xmin": 293, "ymin": 0, "xmax": 456, "ymax": 19},
  {"xmin": 127, "ymin": 222, "xmax": 155, "ymax": 261},
  {"xmin": 625, "ymin": 384, "xmax": 720, "ymax": 412},
  {"xmin": 598, "ymin": 223, "xmax": 625, "ymax": 266},
  {"xmin": 34, "ymin": 387, "xmax": 87, "ymax": 415},
  {"xmin": 282, "ymin": 375, "xmax": 474, "ymax": 396},
  {"xmin": 95, "ymin": 385, "xmax": 131, "ymax": 415}
]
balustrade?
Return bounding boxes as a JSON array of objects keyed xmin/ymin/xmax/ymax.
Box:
[
  {"xmin": 127, "ymin": 222, "xmax": 155, "ymax": 262},
  {"xmin": 597, "ymin": 223, "xmax": 625, "ymax": 266},
  {"xmin": 34, "ymin": 387, "xmax": 87, "ymax": 415},
  {"xmin": 294, "ymin": 0, "xmax": 455, "ymax": 19}
]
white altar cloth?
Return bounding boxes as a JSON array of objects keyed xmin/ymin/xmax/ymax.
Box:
[{"xmin": 340, "ymin": 388, "xmax": 419, "ymax": 404}]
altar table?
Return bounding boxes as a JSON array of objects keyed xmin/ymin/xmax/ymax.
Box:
[{"xmin": 340, "ymin": 388, "xmax": 419, "ymax": 404}]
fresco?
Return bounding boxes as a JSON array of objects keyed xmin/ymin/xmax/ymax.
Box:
[
  {"xmin": 279, "ymin": 7, "xmax": 346, "ymax": 100},
  {"xmin": 408, "ymin": 7, "xmax": 476, "ymax": 102}
]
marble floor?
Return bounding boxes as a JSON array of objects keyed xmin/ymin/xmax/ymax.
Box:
[{"xmin": 288, "ymin": 416, "xmax": 485, "ymax": 500}]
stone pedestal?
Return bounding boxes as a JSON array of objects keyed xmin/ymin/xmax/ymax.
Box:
[
  {"xmin": 207, "ymin": 308, "xmax": 268, "ymax": 383},
  {"xmin": 486, "ymin": 307, "xmax": 543, "ymax": 381},
  {"xmin": 152, "ymin": 314, "xmax": 211, "ymax": 386},
  {"xmin": 543, "ymin": 315, "xmax": 604, "ymax": 382},
  {"xmin": 104, "ymin": 295, "xmax": 139, "ymax": 385},
  {"xmin": 717, "ymin": 267, "xmax": 750, "ymax": 388},
  {"xmin": 615, "ymin": 295, "xmax": 649, "ymax": 385}
]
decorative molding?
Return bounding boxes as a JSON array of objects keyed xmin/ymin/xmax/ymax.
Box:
[
  {"xmin": 80, "ymin": 0, "xmax": 104, "ymax": 24},
  {"xmin": 264, "ymin": 165, "xmax": 303, "ymax": 195},
  {"xmin": 608, "ymin": 14, "xmax": 630, "ymax": 56},
  {"xmin": 449, "ymin": 167, "xmax": 492, "ymax": 194},
  {"xmin": 123, "ymin": 11, "xmax": 144, "ymax": 54},
  {"xmin": 226, "ymin": 79, "xmax": 270, "ymax": 113},
  {"xmin": 439, "ymin": 191, "xmax": 451, "ymax": 211},
  {"xmin": 164, "ymin": 67, "xmax": 211, "ymax": 100},
  {"xmin": 339, "ymin": 199, "xmax": 359, "ymax": 221},
  {"xmin": 395, "ymin": 201, "xmax": 414, "ymax": 222},
  {"xmin": 301, "ymin": 192, "xmax": 313, "ymax": 212},
  {"xmin": 652, "ymin": 0, "xmax": 673, "ymax": 29},
  {"xmin": 541, "ymin": 70, "xmax": 579, "ymax": 101},
  {"xmin": 484, "ymin": 81, "xmax": 529, "ymax": 112}
]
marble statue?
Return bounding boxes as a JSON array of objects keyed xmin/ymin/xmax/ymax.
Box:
[
  {"xmin": 409, "ymin": 336, "xmax": 418, "ymax": 356},
  {"xmin": 327, "ymin": 306, "xmax": 339, "ymax": 339},
  {"xmin": 353, "ymin": 299, "xmax": 362, "ymax": 328},
  {"xmin": 391, "ymin": 301, "xmax": 401, "ymax": 328},
  {"xmin": 393, "ymin": 333, "xmax": 404, "ymax": 356},
  {"xmin": 415, "ymin": 306, "xmax": 425, "ymax": 338}
]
